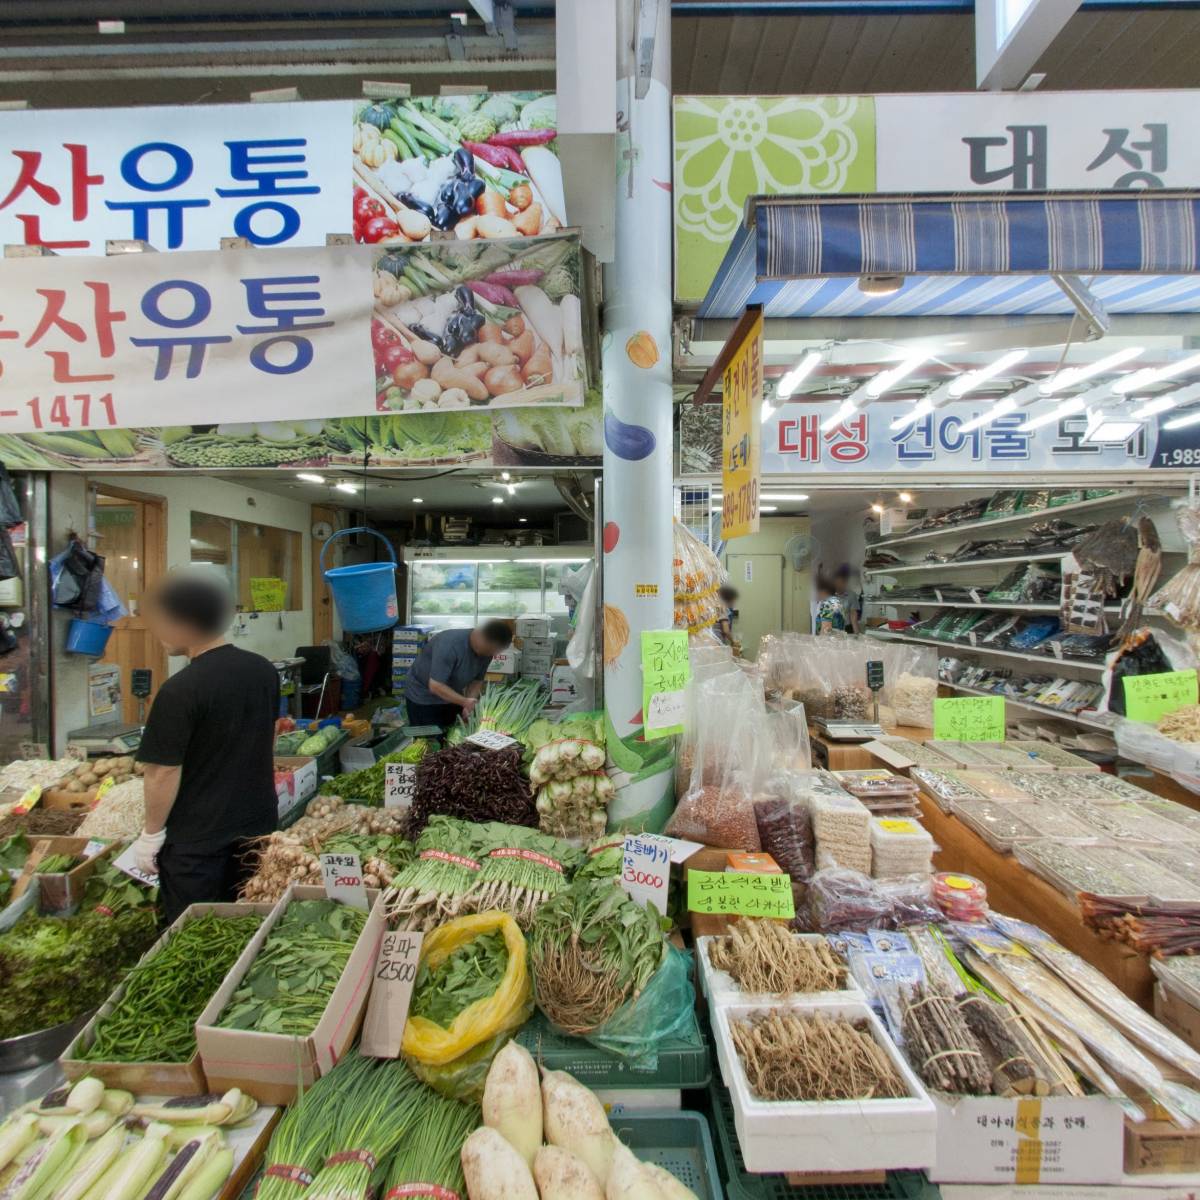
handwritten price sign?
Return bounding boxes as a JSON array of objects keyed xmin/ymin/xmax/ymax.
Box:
[
  {"xmin": 687, "ymin": 869, "xmax": 795, "ymax": 919},
  {"xmin": 361, "ymin": 930, "xmax": 424, "ymax": 1059},
  {"xmin": 384, "ymin": 763, "xmax": 418, "ymax": 810},
  {"xmin": 933, "ymin": 696, "xmax": 1006, "ymax": 742},
  {"xmin": 1123, "ymin": 669, "xmax": 1198, "ymax": 723},
  {"xmin": 621, "ymin": 834, "xmax": 671, "ymax": 915},
  {"xmin": 641, "ymin": 629, "xmax": 691, "ymax": 741},
  {"xmin": 320, "ymin": 851, "xmax": 368, "ymax": 910},
  {"xmin": 466, "ymin": 730, "xmax": 518, "ymax": 751}
]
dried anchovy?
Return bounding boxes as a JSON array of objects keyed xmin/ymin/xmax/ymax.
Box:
[
  {"xmin": 1137, "ymin": 796, "xmax": 1200, "ymax": 834},
  {"xmin": 954, "ymin": 771, "xmax": 1035, "ymax": 802},
  {"xmin": 877, "ymin": 738, "xmax": 959, "ymax": 769},
  {"xmin": 1015, "ymin": 840, "xmax": 1145, "ymax": 899},
  {"xmin": 1087, "ymin": 773, "xmax": 1159, "ymax": 803},
  {"xmin": 1005, "ymin": 740, "xmax": 1097, "ymax": 770},
  {"xmin": 1084, "ymin": 846, "xmax": 1200, "ymax": 901},
  {"xmin": 1010, "ymin": 800, "xmax": 1098, "ymax": 841},
  {"xmin": 1062, "ymin": 797, "xmax": 1196, "ymax": 844},
  {"xmin": 911, "ymin": 768, "xmax": 987, "ymax": 808},
  {"xmin": 926, "ymin": 741, "xmax": 997, "ymax": 768},
  {"xmin": 951, "ymin": 797, "xmax": 1042, "ymax": 851}
]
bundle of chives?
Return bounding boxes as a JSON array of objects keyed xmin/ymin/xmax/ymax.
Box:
[
  {"xmin": 385, "ymin": 818, "xmax": 488, "ymax": 931},
  {"xmin": 381, "ymin": 1091, "xmax": 479, "ymax": 1200},
  {"xmin": 466, "ymin": 823, "xmax": 583, "ymax": 927}
]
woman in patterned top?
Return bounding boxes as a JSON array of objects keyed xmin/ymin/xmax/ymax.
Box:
[{"xmin": 815, "ymin": 576, "xmax": 846, "ymax": 635}]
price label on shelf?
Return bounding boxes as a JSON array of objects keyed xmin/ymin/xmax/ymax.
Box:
[
  {"xmin": 621, "ymin": 834, "xmax": 671, "ymax": 915},
  {"xmin": 687, "ymin": 869, "xmax": 795, "ymax": 919},
  {"xmin": 320, "ymin": 851, "xmax": 368, "ymax": 910},
  {"xmin": 360, "ymin": 930, "xmax": 424, "ymax": 1059},
  {"xmin": 1123, "ymin": 669, "xmax": 1198, "ymax": 724},
  {"xmin": 466, "ymin": 730, "xmax": 518, "ymax": 751},
  {"xmin": 112, "ymin": 842, "xmax": 158, "ymax": 888},
  {"xmin": 384, "ymin": 763, "xmax": 418, "ymax": 810}
]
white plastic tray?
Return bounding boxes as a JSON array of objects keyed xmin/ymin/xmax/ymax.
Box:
[
  {"xmin": 712, "ymin": 998, "xmax": 936, "ymax": 1173},
  {"xmin": 695, "ymin": 934, "xmax": 863, "ymax": 1011}
]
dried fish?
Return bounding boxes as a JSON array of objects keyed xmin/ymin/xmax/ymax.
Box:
[
  {"xmin": 1073, "ymin": 518, "xmax": 1140, "ymax": 595},
  {"xmin": 1083, "ymin": 846, "xmax": 1200, "ymax": 902},
  {"xmin": 1117, "ymin": 516, "xmax": 1162, "ymax": 638},
  {"xmin": 1061, "ymin": 797, "xmax": 1199, "ymax": 844},
  {"xmin": 951, "ymin": 797, "xmax": 1043, "ymax": 853},
  {"xmin": 910, "ymin": 768, "xmax": 986, "ymax": 812},
  {"xmin": 1014, "ymin": 839, "xmax": 1145, "ymax": 899},
  {"xmin": 1150, "ymin": 503, "xmax": 1200, "ymax": 630}
]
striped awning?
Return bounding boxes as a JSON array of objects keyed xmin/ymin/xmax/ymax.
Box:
[{"xmin": 697, "ymin": 192, "xmax": 1200, "ymax": 320}]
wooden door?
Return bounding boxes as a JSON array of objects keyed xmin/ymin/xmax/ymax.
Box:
[
  {"xmin": 311, "ymin": 504, "xmax": 337, "ymax": 645},
  {"xmin": 92, "ymin": 485, "xmax": 166, "ymax": 726},
  {"xmin": 725, "ymin": 554, "xmax": 784, "ymax": 662}
]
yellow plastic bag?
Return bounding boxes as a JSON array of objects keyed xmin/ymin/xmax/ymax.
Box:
[{"xmin": 401, "ymin": 911, "xmax": 531, "ymax": 1067}]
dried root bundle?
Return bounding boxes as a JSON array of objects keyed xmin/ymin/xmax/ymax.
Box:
[
  {"xmin": 957, "ymin": 993, "xmax": 1051, "ymax": 1097},
  {"xmin": 900, "ymin": 985, "xmax": 991, "ymax": 1095},
  {"xmin": 730, "ymin": 1009, "xmax": 907, "ymax": 1102},
  {"xmin": 709, "ymin": 920, "xmax": 847, "ymax": 994}
]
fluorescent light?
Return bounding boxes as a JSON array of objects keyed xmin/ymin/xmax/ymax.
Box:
[
  {"xmin": 1113, "ymin": 350, "xmax": 1200, "ymax": 394},
  {"xmin": 500, "ymin": 471, "xmax": 511, "ymax": 481},
  {"xmin": 1040, "ymin": 346, "xmax": 1144, "ymax": 396},
  {"xmin": 871, "ymin": 503, "xmax": 885, "ymax": 515},
  {"xmin": 890, "ymin": 397, "xmax": 933, "ymax": 431},
  {"xmin": 1017, "ymin": 396, "xmax": 1086, "ymax": 432},
  {"xmin": 760, "ymin": 402, "xmax": 776, "ymax": 424},
  {"xmin": 492, "ymin": 497, "xmax": 504, "ymax": 504},
  {"xmin": 957, "ymin": 396, "xmax": 1018, "ymax": 434},
  {"xmin": 296, "ymin": 472, "xmax": 325, "ymax": 483},
  {"xmin": 821, "ymin": 399, "xmax": 856, "ymax": 432},
  {"xmin": 1164, "ymin": 409, "xmax": 1200, "ymax": 431},
  {"xmin": 760, "ymin": 492, "xmax": 809, "ymax": 501},
  {"xmin": 947, "ymin": 349, "xmax": 1028, "ymax": 398},
  {"xmin": 760, "ymin": 505, "xmax": 779, "ymax": 512},
  {"xmin": 413, "ymin": 497, "xmax": 424, "ymax": 503},
  {"xmin": 506, "ymin": 484, "xmax": 516, "ymax": 496},
  {"xmin": 867, "ymin": 354, "xmax": 927, "ymax": 398},
  {"xmin": 518, "ymin": 517, "xmax": 527, "ymax": 523},
  {"xmin": 1130, "ymin": 395, "xmax": 1178, "ymax": 419},
  {"xmin": 334, "ymin": 481, "xmax": 359, "ymax": 493},
  {"xmin": 1084, "ymin": 414, "xmax": 1142, "ymax": 443},
  {"xmin": 776, "ymin": 351, "xmax": 822, "ymax": 401},
  {"xmin": 898, "ymin": 492, "xmax": 913, "ymax": 503}
]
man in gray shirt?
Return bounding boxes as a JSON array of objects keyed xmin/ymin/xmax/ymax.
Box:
[{"xmin": 403, "ymin": 620, "xmax": 514, "ymax": 730}]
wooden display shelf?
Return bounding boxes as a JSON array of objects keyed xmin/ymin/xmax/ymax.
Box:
[{"xmin": 918, "ymin": 793, "xmax": 1155, "ymax": 1008}]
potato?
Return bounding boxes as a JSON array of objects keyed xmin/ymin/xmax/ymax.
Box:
[
  {"xmin": 485, "ymin": 365, "xmax": 525, "ymax": 396},
  {"xmin": 78, "ymin": 772, "xmax": 98, "ymax": 787},
  {"xmin": 65, "ymin": 781, "xmax": 85, "ymax": 794},
  {"xmin": 476, "ymin": 214, "xmax": 518, "ymax": 239},
  {"xmin": 115, "ymin": 756, "xmax": 134, "ymax": 772},
  {"xmin": 432, "ymin": 357, "xmax": 489, "ymax": 401}
]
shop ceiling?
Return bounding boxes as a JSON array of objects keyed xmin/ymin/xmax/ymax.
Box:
[{"xmin": 0, "ymin": 1, "xmax": 1197, "ymax": 105}]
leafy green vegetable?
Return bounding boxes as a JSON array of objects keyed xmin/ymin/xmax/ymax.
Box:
[
  {"xmin": 318, "ymin": 741, "xmax": 431, "ymax": 804},
  {"xmin": 481, "ymin": 95, "xmax": 519, "ymax": 125},
  {"xmin": 435, "ymin": 94, "xmax": 482, "ymax": 122},
  {"xmin": 519, "ymin": 94, "xmax": 555, "ymax": 130},
  {"xmin": 0, "ymin": 833, "xmax": 29, "ymax": 872},
  {"xmin": 411, "ymin": 930, "xmax": 509, "ymax": 1029}
]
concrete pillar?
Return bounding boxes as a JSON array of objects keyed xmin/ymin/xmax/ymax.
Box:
[{"xmin": 602, "ymin": 0, "xmax": 676, "ymax": 831}]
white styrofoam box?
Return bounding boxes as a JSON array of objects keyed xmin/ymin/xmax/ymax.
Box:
[
  {"xmin": 931, "ymin": 1095, "xmax": 1124, "ymax": 1185},
  {"xmin": 713, "ymin": 999, "xmax": 936, "ymax": 1174},
  {"xmin": 520, "ymin": 635, "xmax": 556, "ymax": 654},
  {"xmin": 696, "ymin": 935, "xmax": 863, "ymax": 1010},
  {"xmin": 490, "ymin": 647, "xmax": 520, "ymax": 675},
  {"xmin": 515, "ymin": 617, "xmax": 551, "ymax": 639}
]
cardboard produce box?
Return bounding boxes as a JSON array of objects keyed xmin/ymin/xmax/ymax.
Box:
[
  {"xmin": 274, "ymin": 755, "xmax": 319, "ymax": 822},
  {"xmin": 16, "ymin": 835, "xmax": 115, "ymax": 913},
  {"xmin": 1154, "ymin": 983, "xmax": 1200, "ymax": 1054},
  {"xmin": 196, "ymin": 884, "xmax": 384, "ymax": 1105},
  {"xmin": 1125, "ymin": 1116, "xmax": 1200, "ymax": 1175},
  {"xmin": 61, "ymin": 899, "xmax": 275, "ymax": 1095},
  {"xmin": 515, "ymin": 616, "xmax": 550, "ymax": 639}
]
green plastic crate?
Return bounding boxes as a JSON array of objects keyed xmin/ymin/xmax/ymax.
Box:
[
  {"xmin": 314, "ymin": 730, "xmax": 349, "ymax": 778},
  {"xmin": 515, "ymin": 1007, "xmax": 710, "ymax": 1089},
  {"xmin": 706, "ymin": 1080, "xmax": 939, "ymax": 1200},
  {"xmin": 611, "ymin": 1110, "xmax": 724, "ymax": 1200}
]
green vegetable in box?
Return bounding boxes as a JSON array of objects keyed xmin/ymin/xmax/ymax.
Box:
[
  {"xmin": 318, "ymin": 740, "xmax": 431, "ymax": 804},
  {"xmin": 274, "ymin": 731, "xmax": 307, "ymax": 755}
]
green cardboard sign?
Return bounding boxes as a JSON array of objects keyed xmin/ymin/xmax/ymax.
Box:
[
  {"xmin": 641, "ymin": 630, "xmax": 691, "ymax": 740},
  {"xmin": 933, "ymin": 696, "xmax": 1005, "ymax": 742},
  {"xmin": 1123, "ymin": 669, "xmax": 1198, "ymax": 724},
  {"xmin": 686, "ymin": 869, "xmax": 795, "ymax": 919}
]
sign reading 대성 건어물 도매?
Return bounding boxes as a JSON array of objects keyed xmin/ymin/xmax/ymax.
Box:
[{"xmin": 720, "ymin": 309, "xmax": 763, "ymax": 540}]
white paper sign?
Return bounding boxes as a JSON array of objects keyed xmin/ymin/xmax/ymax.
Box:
[
  {"xmin": 662, "ymin": 835, "xmax": 704, "ymax": 864},
  {"xmin": 82, "ymin": 839, "xmax": 107, "ymax": 859},
  {"xmin": 621, "ymin": 833, "xmax": 671, "ymax": 915},
  {"xmin": 360, "ymin": 930, "xmax": 424, "ymax": 1059},
  {"xmin": 320, "ymin": 851, "xmax": 368, "ymax": 910},
  {"xmin": 466, "ymin": 730, "xmax": 518, "ymax": 751},
  {"xmin": 743, "ymin": 559, "xmax": 753, "ymax": 583},
  {"xmin": 112, "ymin": 841, "xmax": 158, "ymax": 887},
  {"xmin": 646, "ymin": 690, "xmax": 686, "ymax": 734},
  {"xmin": 384, "ymin": 763, "xmax": 418, "ymax": 811}
]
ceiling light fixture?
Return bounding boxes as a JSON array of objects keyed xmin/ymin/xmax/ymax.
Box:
[
  {"xmin": 867, "ymin": 354, "xmax": 928, "ymax": 398},
  {"xmin": 1040, "ymin": 346, "xmax": 1144, "ymax": 396},
  {"xmin": 492, "ymin": 497, "xmax": 504, "ymax": 504},
  {"xmin": 759, "ymin": 492, "xmax": 810, "ymax": 501},
  {"xmin": 519, "ymin": 517, "xmax": 528, "ymax": 523},
  {"xmin": 296, "ymin": 472, "xmax": 325, "ymax": 484},
  {"xmin": 413, "ymin": 497, "xmax": 424, "ymax": 503},
  {"xmin": 1165, "ymin": 408, "xmax": 1200, "ymax": 430},
  {"xmin": 1130, "ymin": 395, "xmax": 1178, "ymax": 419},
  {"xmin": 506, "ymin": 484, "xmax": 516, "ymax": 496},
  {"xmin": 775, "ymin": 351, "xmax": 822, "ymax": 401},
  {"xmin": 1113, "ymin": 350, "xmax": 1200, "ymax": 394},
  {"xmin": 759, "ymin": 505, "xmax": 779, "ymax": 512},
  {"xmin": 500, "ymin": 471, "xmax": 511, "ymax": 481},
  {"xmin": 898, "ymin": 491, "xmax": 913, "ymax": 503},
  {"xmin": 871, "ymin": 503, "xmax": 885, "ymax": 515},
  {"xmin": 334, "ymin": 481, "xmax": 359, "ymax": 494},
  {"xmin": 1017, "ymin": 395, "xmax": 1086, "ymax": 432},
  {"xmin": 947, "ymin": 348, "xmax": 1028, "ymax": 398},
  {"xmin": 889, "ymin": 397, "xmax": 934, "ymax": 431},
  {"xmin": 760, "ymin": 402, "xmax": 777, "ymax": 424},
  {"xmin": 959, "ymin": 396, "xmax": 1018, "ymax": 434},
  {"xmin": 820, "ymin": 399, "xmax": 857, "ymax": 432},
  {"xmin": 1084, "ymin": 413, "xmax": 1143, "ymax": 443}
]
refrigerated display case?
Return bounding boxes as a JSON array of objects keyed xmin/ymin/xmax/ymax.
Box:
[{"xmin": 404, "ymin": 548, "xmax": 590, "ymax": 636}]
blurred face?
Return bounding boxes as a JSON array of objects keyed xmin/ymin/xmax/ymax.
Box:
[{"xmin": 146, "ymin": 600, "xmax": 195, "ymax": 656}]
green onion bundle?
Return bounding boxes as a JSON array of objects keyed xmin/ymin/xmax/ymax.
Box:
[
  {"xmin": 448, "ymin": 679, "xmax": 548, "ymax": 743},
  {"xmin": 79, "ymin": 912, "xmax": 263, "ymax": 1064},
  {"xmin": 464, "ymin": 821, "xmax": 584, "ymax": 927},
  {"xmin": 382, "ymin": 1090, "xmax": 479, "ymax": 1200},
  {"xmin": 385, "ymin": 817, "xmax": 490, "ymax": 931},
  {"xmin": 258, "ymin": 1064, "xmax": 354, "ymax": 1200}
]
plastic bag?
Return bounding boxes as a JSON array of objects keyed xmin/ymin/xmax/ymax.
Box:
[
  {"xmin": 753, "ymin": 776, "xmax": 816, "ymax": 884},
  {"xmin": 577, "ymin": 943, "xmax": 695, "ymax": 1066},
  {"xmin": 798, "ymin": 867, "xmax": 892, "ymax": 932},
  {"xmin": 401, "ymin": 911, "xmax": 533, "ymax": 1098},
  {"xmin": 673, "ymin": 521, "xmax": 725, "ymax": 635},
  {"xmin": 325, "ymin": 637, "xmax": 361, "ymax": 682}
]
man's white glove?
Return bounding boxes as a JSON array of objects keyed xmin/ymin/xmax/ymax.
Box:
[{"xmin": 133, "ymin": 828, "xmax": 166, "ymax": 876}]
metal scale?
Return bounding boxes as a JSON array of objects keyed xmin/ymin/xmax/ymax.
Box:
[
  {"xmin": 64, "ymin": 669, "xmax": 153, "ymax": 755},
  {"xmin": 814, "ymin": 660, "xmax": 888, "ymax": 742}
]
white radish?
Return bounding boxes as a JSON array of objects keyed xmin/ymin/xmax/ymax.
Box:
[
  {"xmin": 482, "ymin": 1042, "xmax": 542, "ymax": 1166},
  {"xmin": 523, "ymin": 147, "xmax": 565, "ymax": 225},
  {"xmin": 515, "ymin": 287, "xmax": 564, "ymax": 359},
  {"xmin": 560, "ymin": 295, "xmax": 582, "ymax": 357},
  {"xmin": 642, "ymin": 1163, "xmax": 699, "ymax": 1200},
  {"xmin": 605, "ymin": 1143, "xmax": 668, "ymax": 1200},
  {"xmin": 461, "ymin": 1127, "xmax": 538, "ymax": 1200},
  {"xmin": 534, "ymin": 1146, "xmax": 604, "ymax": 1200},
  {"xmin": 541, "ymin": 1069, "xmax": 614, "ymax": 1188}
]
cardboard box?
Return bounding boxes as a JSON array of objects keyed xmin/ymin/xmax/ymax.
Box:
[
  {"xmin": 521, "ymin": 651, "xmax": 555, "ymax": 675},
  {"xmin": 392, "ymin": 624, "xmax": 433, "ymax": 645},
  {"xmin": 550, "ymin": 665, "xmax": 579, "ymax": 705},
  {"xmin": 931, "ymin": 1095, "xmax": 1124, "ymax": 1184},
  {"xmin": 520, "ymin": 636, "xmax": 555, "ymax": 655},
  {"xmin": 1125, "ymin": 1117, "xmax": 1200, "ymax": 1175},
  {"xmin": 22, "ymin": 836, "xmax": 116, "ymax": 913},
  {"xmin": 1154, "ymin": 983, "xmax": 1200, "ymax": 1053},
  {"xmin": 725, "ymin": 851, "xmax": 781, "ymax": 873},
  {"xmin": 273, "ymin": 755, "xmax": 319, "ymax": 822},
  {"xmin": 197, "ymin": 885, "xmax": 384, "ymax": 1104},
  {"xmin": 489, "ymin": 647, "xmax": 520, "ymax": 675},
  {"xmin": 515, "ymin": 617, "xmax": 551, "ymax": 639},
  {"xmin": 61, "ymin": 899, "xmax": 275, "ymax": 1094}
]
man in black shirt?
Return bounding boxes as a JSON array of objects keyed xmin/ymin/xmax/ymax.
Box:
[{"xmin": 133, "ymin": 571, "xmax": 279, "ymax": 925}]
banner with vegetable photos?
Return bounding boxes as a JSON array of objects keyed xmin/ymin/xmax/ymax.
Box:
[
  {"xmin": 352, "ymin": 93, "xmax": 563, "ymax": 245},
  {"xmin": 0, "ymin": 93, "xmax": 561, "ymax": 256},
  {"xmin": 0, "ymin": 390, "xmax": 601, "ymax": 470}
]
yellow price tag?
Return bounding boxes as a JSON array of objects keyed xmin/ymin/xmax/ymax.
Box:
[
  {"xmin": 879, "ymin": 818, "xmax": 920, "ymax": 834},
  {"xmin": 94, "ymin": 776, "xmax": 116, "ymax": 803},
  {"xmin": 12, "ymin": 785, "xmax": 41, "ymax": 815}
]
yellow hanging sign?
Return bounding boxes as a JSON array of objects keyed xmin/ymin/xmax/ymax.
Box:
[{"xmin": 721, "ymin": 308, "xmax": 763, "ymax": 541}]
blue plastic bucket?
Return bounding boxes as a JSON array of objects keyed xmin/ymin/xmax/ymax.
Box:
[
  {"xmin": 321, "ymin": 526, "xmax": 399, "ymax": 634},
  {"xmin": 64, "ymin": 618, "xmax": 113, "ymax": 656}
]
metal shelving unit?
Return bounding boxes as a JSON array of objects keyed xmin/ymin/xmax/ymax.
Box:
[
  {"xmin": 864, "ymin": 552, "xmax": 1067, "ymax": 576},
  {"xmin": 940, "ymin": 680, "xmax": 1116, "ymax": 731},
  {"xmin": 865, "ymin": 627, "xmax": 1105, "ymax": 673}
]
